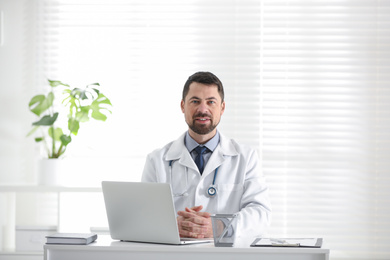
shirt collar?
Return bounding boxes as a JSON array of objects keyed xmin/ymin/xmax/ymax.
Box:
[{"xmin": 185, "ymin": 131, "xmax": 220, "ymax": 153}]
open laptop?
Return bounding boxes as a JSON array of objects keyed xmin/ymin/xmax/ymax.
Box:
[{"xmin": 101, "ymin": 181, "xmax": 212, "ymax": 245}]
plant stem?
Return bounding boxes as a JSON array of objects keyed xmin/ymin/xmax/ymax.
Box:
[
  {"xmin": 52, "ymin": 135, "xmax": 56, "ymax": 158},
  {"xmin": 56, "ymin": 143, "xmax": 64, "ymax": 158},
  {"xmin": 39, "ymin": 127, "xmax": 51, "ymax": 158},
  {"xmin": 49, "ymin": 125, "xmax": 56, "ymax": 158}
]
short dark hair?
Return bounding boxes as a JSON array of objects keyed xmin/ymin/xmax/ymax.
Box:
[{"xmin": 182, "ymin": 72, "xmax": 224, "ymax": 102}]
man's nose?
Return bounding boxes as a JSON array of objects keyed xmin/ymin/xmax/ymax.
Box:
[{"xmin": 197, "ymin": 101, "xmax": 209, "ymax": 113}]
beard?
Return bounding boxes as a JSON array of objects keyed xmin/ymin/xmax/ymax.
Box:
[{"xmin": 187, "ymin": 113, "xmax": 219, "ymax": 135}]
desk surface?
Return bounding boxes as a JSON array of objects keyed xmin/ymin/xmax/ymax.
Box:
[{"xmin": 44, "ymin": 235, "xmax": 330, "ymax": 260}]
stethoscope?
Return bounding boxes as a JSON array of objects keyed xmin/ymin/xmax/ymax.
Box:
[{"xmin": 169, "ymin": 160, "xmax": 219, "ymax": 197}]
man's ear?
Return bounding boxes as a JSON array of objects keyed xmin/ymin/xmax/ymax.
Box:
[
  {"xmin": 221, "ymin": 101, "xmax": 226, "ymax": 115},
  {"xmin": 181, "ymin": 100, "xmax": 185, "ymax": 113}
]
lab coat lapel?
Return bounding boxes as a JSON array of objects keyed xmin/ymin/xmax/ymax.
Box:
[
  {"xmin": 202, "ymin": 133, "xmax": 239, "ymax": 175},
  {"xmin": 203, "ymin": 147, "xmax": 225, "ymax": 175},
  {"xmin": 179, "ymin": 153, "xmax": 198, "ymax": 171},
  {"xmin": 165, "ymin": 132, "xmax": 198, "ymax": 171}
]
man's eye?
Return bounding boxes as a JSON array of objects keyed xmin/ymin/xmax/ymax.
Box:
[{"xmin": 191, "ymin": 100, "xmax": 199, "ymax": 104}]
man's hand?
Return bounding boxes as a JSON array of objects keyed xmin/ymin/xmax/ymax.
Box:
[{"xmin": 177, "ymin": 205, "xmax": 213, "ymax": 238}]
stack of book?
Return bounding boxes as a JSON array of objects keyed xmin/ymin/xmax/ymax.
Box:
[{"xmin": 46, "ymin": 233, "xmax": 98, "ymax": 245}]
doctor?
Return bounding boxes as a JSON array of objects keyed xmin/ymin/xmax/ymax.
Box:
[{"xmin": 142, "ymin": 71, "xmax": 271, "ymax": 239}]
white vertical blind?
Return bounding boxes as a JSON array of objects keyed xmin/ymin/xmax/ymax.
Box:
[
  {"xmin": 31, "ymin": 0, "xmax": 390, "ymax": 259},
  {"xmin": 260, "ymin": 1, "xmax": 390, "ymax": 259}
]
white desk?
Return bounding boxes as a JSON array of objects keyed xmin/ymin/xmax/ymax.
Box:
[{"xmin": 44, "ymin": 235, "xmax": 330, "ymax": 260}]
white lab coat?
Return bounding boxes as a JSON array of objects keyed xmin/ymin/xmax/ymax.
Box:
[{"xmin": 142, "ymin": 132, "xmax": 271, "ymax": 238}]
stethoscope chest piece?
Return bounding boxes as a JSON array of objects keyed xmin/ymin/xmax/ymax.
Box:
[
  {"xmin": 207, "ymin": 185, "xmax": 217, "ymax": 197},
  {"xmin": 206, "ymin": 167, "xmax": 219, "ymax": 197}
]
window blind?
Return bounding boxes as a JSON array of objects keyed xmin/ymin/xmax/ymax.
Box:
[
  {"xmin": 32, "ymin": 0, "xmax": 390, "ymax": 259},
  {"xmin": 33, "ymin": 0, "xmax": 262, "ymax": 230},
  {"xmin": 260, "ymin": 1, "xmax": 390, "ymax": 259},
  {"xmin": 34, "ymin": 0, "xmax": 261, "ymax": 163}
]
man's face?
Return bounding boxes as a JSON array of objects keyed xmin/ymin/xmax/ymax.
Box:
[{"xmin": 181, "ymin": 82, "xmax": 225, "ymax": 138}]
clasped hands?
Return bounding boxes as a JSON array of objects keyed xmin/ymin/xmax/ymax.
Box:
[{"xmin": 177, "ymin": 205, "xmax": 213, "ymax": 238}]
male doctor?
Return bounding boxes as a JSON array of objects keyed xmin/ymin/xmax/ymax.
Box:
[{"xmin": 142, "ymin": 71, "xmax": 271, "ymax": 239}]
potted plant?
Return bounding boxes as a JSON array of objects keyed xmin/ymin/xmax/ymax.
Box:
[{"xmin": 27, "ymin": 79, "xmax": 112, "ymax": 184}]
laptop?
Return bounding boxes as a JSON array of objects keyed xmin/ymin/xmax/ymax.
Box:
[{"xmin": 101, "ymin": 181, "xmax": 212, "ymax": 245}]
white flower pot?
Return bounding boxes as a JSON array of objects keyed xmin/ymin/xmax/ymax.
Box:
[{"xmin": 37, "ymin": 159, "xmax": 63, "ymax": 186}]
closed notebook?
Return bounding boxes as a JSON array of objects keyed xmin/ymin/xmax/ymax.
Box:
[{"xmin": 46, "ymin": 233, "xmax": 98, "ymax": 245}]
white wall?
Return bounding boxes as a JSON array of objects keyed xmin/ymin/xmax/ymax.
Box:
[
  {"xmin": 0, "ymin": 1, "xmax": 40, "ymax": 249},
  {"xmin": 0, "ymin": 0, "xmax": 36, "ymax": 184}
]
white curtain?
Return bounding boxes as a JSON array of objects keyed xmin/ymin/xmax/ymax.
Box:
[{"xmin": 32, "ymin": 0, "xmax": 389, "ymax": 259}]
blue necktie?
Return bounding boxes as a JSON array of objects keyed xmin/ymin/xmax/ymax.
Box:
[{"xmin": 194, "ymin": 146, "xmax": 208, "ymax": 174}]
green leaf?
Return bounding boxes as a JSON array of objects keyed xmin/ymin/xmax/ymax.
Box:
[
  {"xmin": 98, "ymin": 93, "xmax": 112, "ymax": 105},
  {"xmin": 90, "ymin": 93, "xmax": 112, "ymax": 121},
  {"xmin": 91, "ymin": 88, "xmax": 100, "ymax": 95},
  {"xmin": 68, "ymin": 118, "xmax": 80, "ymax": 135},
  {"xmin": 48, "ymin": 127, "xmax": 64, "ymax": 141},
  {"xmin": 48, "ymin": 79, "xmax": 70, "ymax": 88},
  {"xmin": 32, "ymin": 112, "xmax": 59, "ymax": 126},
  {"xmin": 60, "ymin": 135, "xmax": 72, "ymax": 146},
  {"xmin": 27, "ymin": 125, "xmax": 40, "ymax": 137},
  {"xmin": 61, "ymin": 89, "xmax": 72, "ymax": 105},
  {"xmin": 76, "ymin": 106, "xmax": 91, "ymax": 122},
  {"xmin": 62, "ymin": 91, "xmax": 78, "ymax": 117},
  {"xmin": 35, "ymin": 137, "xmax": 43, "ymax": 142},
  {"xmin": 91, "ymin": 110, "xmax": 107, "ymax": 121},
  {"xmin": 71, "ymin": 88, "xmax": 88, "ymax": 100},
  {"xmin": 28, "ymin": 92, "xmax": 54, "ymax": 116},
  {"xmin": 29, "ymin": 95, "xmax": 45, "ymax": 108}
]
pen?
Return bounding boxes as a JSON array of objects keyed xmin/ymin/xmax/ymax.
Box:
[
  {"xmin": 270, "ymin": 238, "xmax": 300, "ymax": 247},
  {"xmin": 271, "ymin": 243, "xmax": 300, "ymax": 247},
  {"xmin": 270, "ymin": 238, "xmax": 287, "ymax": 244}
]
